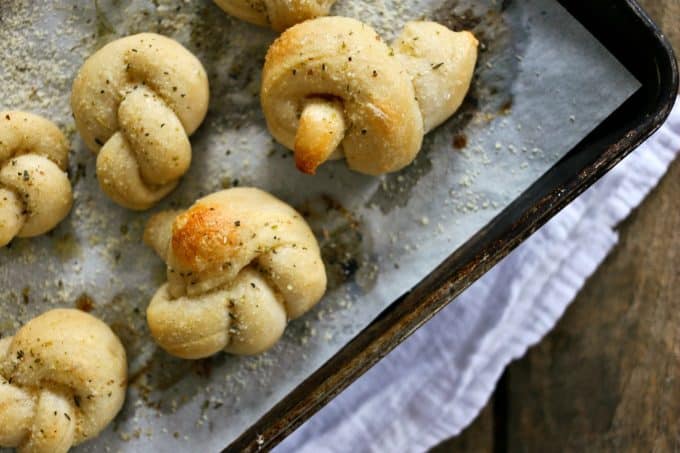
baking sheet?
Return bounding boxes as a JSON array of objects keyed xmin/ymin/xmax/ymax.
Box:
[{"xmin": 0, "ymin": 0, "xmax": 638, "ymax": 451}]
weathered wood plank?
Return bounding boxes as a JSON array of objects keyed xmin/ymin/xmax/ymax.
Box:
[
  {"xmin": 505, "ymin": 158, "xmax": 680, "ymax": 451},
  {"xmin": 430, "ymin": 401, "xmax": 496, "ymax": 453},
  {"xmin": 639, "ymin": 0, "xmax": 680, "ymax": 52}
]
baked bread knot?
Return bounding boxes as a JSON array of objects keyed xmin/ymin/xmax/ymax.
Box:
[
  {"xmin": 71, "ymin": 33, "xmax": 209, "ymax": 210},
  {"xmin": 213, "ymin": 0, "xmax": 336, "ymax": 31},
  {"xmin": 0, "ymin": 309, "xmax": 127, "ymax": 453},
  {"xmin": 0, "ymin": 112, "xmax": 73, "ymax": 248},
  {"xmin": 261, "ymin": 17, "xmax": 478, "ymax": 175},
  {"xmin": 144, "ymin": 187, "xmax": 327, "ymax": 359}
]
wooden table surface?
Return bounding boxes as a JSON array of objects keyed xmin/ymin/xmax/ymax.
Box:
[{"xmin": 433, "ymin": 1, "xmax": 680, "ymax": 451}]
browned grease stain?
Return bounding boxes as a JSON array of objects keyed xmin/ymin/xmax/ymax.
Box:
[
  {"xmin": 453, "ymin": 133, "xmax": 468, "ymax": 149},
  {"xmin": 298, "ymin": 195, "xmax": 376, "ymax": 292},
  {"xmin": 75, "ymin": 293, "xmax": 95, "ymax": 312},
  {"xmin": 500, "ymin": 99, "xmax": 513, "ymax": 115},
  {"xmin": 97, "ymin": 293, "xmax": 149, "ymax": 374},
  {"xmin": 98, "ymin": 292, "xmax": 194, "ymax": 409},
  {"xmin": 188, "ymin": 2, "xmax": 266, "ymax": 127},
  {"xmin": 127, "ymin": 350, "xmax": 223, "ymax": 413},
  {"xmin": 128, "ymin": 351, "xmax": 210, "ymax": 393},
  {"xmin": 54, "ymin": 233, "xmax": 80, "ymax": 260},
  {"xmin": 193, "ymin": 358, "xmax": 213, "ymax": 379}
]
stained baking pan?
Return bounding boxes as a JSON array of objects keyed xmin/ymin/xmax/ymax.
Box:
[
  {"xmin": 230, "ymin": 0, "xmax": 678, "ymax": 450},
  {"xmin": 0, "ymin": 0, "xmax": 676, "ymax": 451}
]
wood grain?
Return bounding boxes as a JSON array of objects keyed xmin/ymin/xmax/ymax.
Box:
[
  {"xmin": 638, "ymin": 0, "xmax": 680, "ymax": 51},
  {"xmin": 505, "ymin": 157, "xmax": 680, "ymax": 451},
  {"xmin": 430, "ymin": 403, "xmax": 496, "ymax": 452},
  {"xmin": 434, "ymin": 1, "xmax": 679, "ymax": 450}
]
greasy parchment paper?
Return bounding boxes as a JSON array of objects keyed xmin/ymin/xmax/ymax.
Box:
[{"xmin": 0, "ymin": 0, "xmax": 638, "ymax": 451}]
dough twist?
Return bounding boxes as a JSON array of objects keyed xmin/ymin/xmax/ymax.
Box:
[
  {"xmin": 213, "ymin": 0, "xmax": 336, "ymax": 31},
  {"xmin": 0, "ymin": 309, "xmax": 127, "ymax": 453},
  {"xmin": 144, "ymin": 187, "xmax": 327, "ymax": 359},
  {"xmin": 71, "ymin": 33, "xmax": 209, "ymax": 210},
  {"xmin": 0, "ymin": 112, "xmax": 73, "ymax": 247},
  {"xmin": 261, "ymin": 17, "xmax": 478, "ymax": 174}
]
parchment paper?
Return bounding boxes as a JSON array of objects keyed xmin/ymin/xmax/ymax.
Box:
[{"xmin": 0, "ymin": 0, "xmax": 638, "ymax": 451}]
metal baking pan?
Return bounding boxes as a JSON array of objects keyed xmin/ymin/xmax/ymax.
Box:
[{"xmin": 230, "ymin": 0, "xmax": 678, "ymax": 450}]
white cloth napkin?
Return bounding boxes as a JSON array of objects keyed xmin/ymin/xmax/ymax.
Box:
[{"xmin": 277, "ymin": 98, "xmax": 680, "ymax": 453}]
